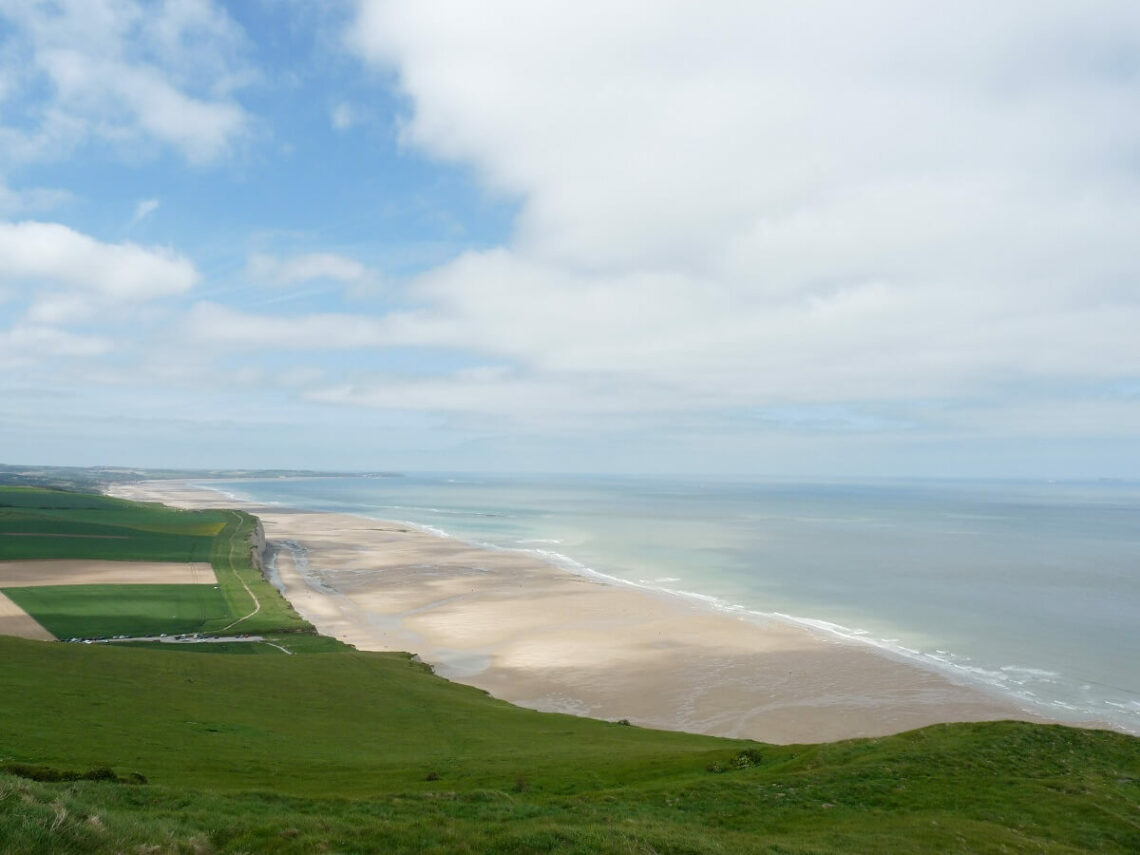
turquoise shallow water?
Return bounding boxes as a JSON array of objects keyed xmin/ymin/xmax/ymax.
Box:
[{"xmin": 205, "ymin": 474, "xmax": 1140, "ymax": 734}]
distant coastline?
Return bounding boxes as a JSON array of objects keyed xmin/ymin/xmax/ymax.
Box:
[{"xmin": 106, "ymin": 478, "xmax": 1066, "ymax": 745}]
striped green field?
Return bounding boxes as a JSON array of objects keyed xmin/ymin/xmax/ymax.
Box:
[
  {"xmin": 2, "ymin": 584, "xmax": 233, "ymax": 640},
  {"xmin": 0, "ymin": 486, "xmax": 308, "ymax": 639}
]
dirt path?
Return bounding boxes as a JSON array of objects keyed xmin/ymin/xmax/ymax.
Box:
[{"xmin": 218, "ymin": 510, "xmax": 261, "ymax": 632}]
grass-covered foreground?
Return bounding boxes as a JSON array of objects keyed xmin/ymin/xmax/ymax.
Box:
[
  {"xmin": 1, "ymin": 485, "xmax": 1138, "ymax": 853},
  {"xmin": 1, "ymin": 635, "xmax": 1138, "ymax": 854}
]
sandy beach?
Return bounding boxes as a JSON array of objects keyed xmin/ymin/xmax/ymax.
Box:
[{"xmin": 108, "ymin": 480, "xmax": 1040, "ymax": 744}]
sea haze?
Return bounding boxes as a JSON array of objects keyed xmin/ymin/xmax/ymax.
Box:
[{"xmin": 206, "ymin": 474, "xmax": 1140, "ymax": 735}]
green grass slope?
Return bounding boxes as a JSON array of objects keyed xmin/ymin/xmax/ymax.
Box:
[
  {"xmin": 0, "ymin": 636, "xmax": 1137, "ymax": 854},
  {"xmin": 0, "ymin": 636, "xmax": 735, "ymax": 796}
]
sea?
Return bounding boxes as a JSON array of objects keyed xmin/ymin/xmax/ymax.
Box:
[{"xmin": 204, "ymin": 473, "xmax": 1140, "ymax": 735}]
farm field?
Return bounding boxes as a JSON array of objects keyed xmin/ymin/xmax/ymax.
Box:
[
  {"xmin": 0, "ymin": 592, "xmax": 53, "ymax": 641},
  {"xmin": 0, "ymin": 559, "xmax": 216, "ymax": 587},
  {"xmin": 0, "ymin": 489, "xmax": 218, "ymax": 563},
  {"xmin": 2, "ymin": 584, "xmax": 233, "ymax": 640},
  {"xmin": 0, "ymin": 486, "xmax": 309, "ymax": 640}
]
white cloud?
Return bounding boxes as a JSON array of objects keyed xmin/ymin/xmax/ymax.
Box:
[
  {"xmin": 277, "ymin": 366, "xmax": 326, "ymax": 388},
  {"xmin": 0, "ymin": 180, "xmax": 73, "ymax": 215},
  {"xmin": 0, "ymin": 323, "xmax": 113, "ymax": 368},
  {"xmin": 306, "ymin": 374, "xmax": 599, "ymax": 417},
  {"xmin": 191, "ymin": 238, "xmax": 1140, "ymax": 419},
  {"xmin": 246, "ymin": 251, "xmax": 382, "ymax": 291},
  {"xmin": 330, "ymin": 102, "xmax": 356, "ymax": 131},
  {"xmin": 941, "ymin": 397, "xmax": 1140, "ymax": 439},
  {"xmin": 185, "ymin": 301, "xmax": 391, "ymax": 349},
  {"xmin": 332, "ymin": 0, "xmax": 1140, "ymax": 426},
  {"xmin": 0, "ymin": 220, "xmax": 197, "ymax": 327},
  {"xmin": 351, "ymin": 1, "xmax": 1140, "ymax": 272},
  {"xmin": 127, "ymin": 198, "xmax": 160, "ymax": 229},
  {"xmin": 0, "ymin": 221, "xmax": 197, "ymax": 301},
  {"xmin": 0, "ymin": 0, "xmax": 252, "ymax": 163}
]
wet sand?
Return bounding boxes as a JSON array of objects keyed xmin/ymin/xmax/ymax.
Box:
[{"xmin": 108, "ymin": 480, "xmax": 1040, "ymax": 744}]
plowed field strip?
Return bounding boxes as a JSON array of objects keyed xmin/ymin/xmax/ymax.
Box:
[
  {"xmin": 0, "ymin": 591, "xmax": 55, "ymax": 640},
  {"xmin": 0, "ymin": 560, "xmax": 218, "ymax": 587}
]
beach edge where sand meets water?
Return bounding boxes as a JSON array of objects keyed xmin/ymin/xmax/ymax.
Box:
[{"xmin": 108, "ymin": 479, "xmax": 1045, "ymax": 744}]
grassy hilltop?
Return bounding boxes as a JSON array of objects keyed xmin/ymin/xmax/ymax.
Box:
[{"xmin": 1, "ymin": 486, "xmax": 1138, "ymax": 854}]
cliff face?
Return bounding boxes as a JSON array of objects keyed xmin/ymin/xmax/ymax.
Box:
[{"xmin": 248, "ymin": 518, "xmax": 267, "ymax": 577}]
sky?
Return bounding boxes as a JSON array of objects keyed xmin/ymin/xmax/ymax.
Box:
[{"xmin": 1, "ymin": 0, "xmax": 1139, "ymax": 478}]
